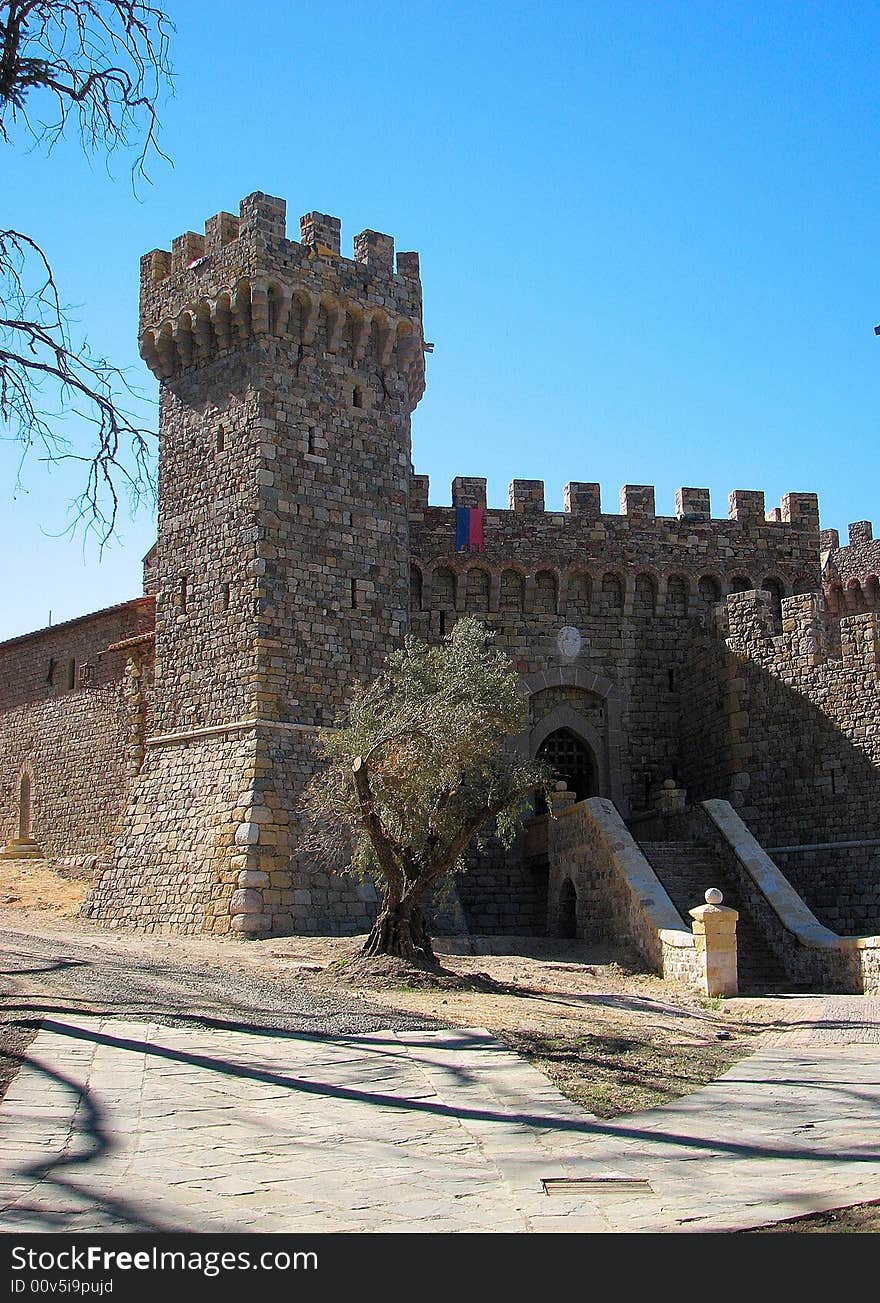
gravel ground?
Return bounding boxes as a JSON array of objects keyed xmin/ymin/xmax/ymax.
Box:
[
  {"xmin": 0, "ymin": 919, "xmax": 442, "ymax": 1037},
  {"xmin": 0, "ymin": 909, "xmax": 443, "ymax": 1105}
]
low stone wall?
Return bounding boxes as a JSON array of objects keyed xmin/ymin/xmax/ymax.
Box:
[
  {"xmin": 548, "ymin": 797, "xmax": 700, "ymax": 987},
  {"xmin": 700, "ymin": 800, "xmax": 880, "ymax": 994}
]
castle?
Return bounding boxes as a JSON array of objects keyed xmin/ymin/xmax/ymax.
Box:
[{"xmin": 1, "ymin": 191, "xmax": 879, "ymax": 961}]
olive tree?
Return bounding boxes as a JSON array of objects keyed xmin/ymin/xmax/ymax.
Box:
[{"xmin": 299, "ymin": 617, "xmax": 550, "ymax": 964}]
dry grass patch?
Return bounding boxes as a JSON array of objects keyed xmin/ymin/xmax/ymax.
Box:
[
  {"xmin": 0, "ymin": 859, "xmax": 90, "ymax": 917},
  {"xmin": 300, "ymin": 936, "xmax": 760, "ymax": 1118}
]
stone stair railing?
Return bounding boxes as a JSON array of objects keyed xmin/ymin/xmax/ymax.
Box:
[
  {"xmin": 636, "ymin": 839, "xmax": 785, "ymax": 992},
  {"xmin": 548, "ymin": 794, "xmax": 727, "ymax": 992},
  {"xmin": 699, "ymin": 800, "xmax": 880, "ymax": 995}
]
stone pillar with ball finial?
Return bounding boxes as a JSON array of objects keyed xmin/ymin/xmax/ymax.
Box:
[{"xmin": 689, "ymin": 888, "xmax": 739, "ymax": 997}]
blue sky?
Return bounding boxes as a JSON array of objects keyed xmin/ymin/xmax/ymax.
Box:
[{"xmin": 2, "ymin": 0, "xmax": 879, "ymax": 641}]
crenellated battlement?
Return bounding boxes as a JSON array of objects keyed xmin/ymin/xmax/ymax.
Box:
[
  {"xmin": 725, "ymin": 588, "xmax": 880, "ymax": 676},
  {"xmin": 138, "ymin": 191, "xmax": 426, "ymax": 408},
  {"xmin": 408, "ymin": 477, "xmax": 823, "ymax": 615},
  {"xmin": 412, "ymin": 474, "xmax": 820, "ymax": 533}
]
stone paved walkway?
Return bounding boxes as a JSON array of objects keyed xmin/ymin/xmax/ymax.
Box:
[{"xmin": 1, "ymin": 998, "xmax": 879, "ymax": 1233}]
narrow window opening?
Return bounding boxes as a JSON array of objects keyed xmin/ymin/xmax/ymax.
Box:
[
  {"xmin": 644, "ymin": 772, "xmax": 651, "ymax": 806},
  {"xmin": 216, "ymin": 426, "xmax": 225, "ymax": 453},
  {"xmin": 439, "ymin": 610, "xmax": 446, "ymax": 636},
  {"xmin": 668, "ymin": 667, "xmax": 675, "ymax": 692},
  {"xmin": 307, "ymin": 427, "xmax": 316, "ymax": 454},
  {"xmin": 831, "ymin": 769, "xmax": 838, "ymax": 796},
  {"xmin": 222, "ymin": 582, "xmax": 230, "ymax": 611},
  {"xmin": 350, "ymin": 579, "xmax": 358, "ymax": 609},
  {"xmin": 67, "ymin": 659, "xmax": 76, "ymax": 691},
  {"xmin": 47, "ymin": 658, "xmax": 56, "ymax": 686},
  {"xmin": 180, "ymin": 576, "xmax": 189, "ymax": 614},
  {"xmin": 352, "ymin": 385, "xmax": 363, "ymax": 409}
]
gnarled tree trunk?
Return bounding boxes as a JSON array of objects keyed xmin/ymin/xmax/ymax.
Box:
[{"xmin": 362, "ymin": 900, "xmax": 435, "ymax": 964}]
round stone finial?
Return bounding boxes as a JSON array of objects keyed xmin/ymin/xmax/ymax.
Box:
[
  {"xmin": 663, "ymin": 778, "xmax": 677, "ymax": 790},
  {"xmin": 555, "ymin": 781, "xmax": 568, "ymax": 792},
  {"xmin": 705, "ymin": 887, "xmax": 723, "ymax": 905}
]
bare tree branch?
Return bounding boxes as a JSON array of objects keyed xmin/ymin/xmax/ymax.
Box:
[
  {"xmin": 0, "ymin": 1, "xmax": 173, "ymax": 182},
  {"xmin": 0, "ymin": 2, "xmax": 173, "ymax": 540},
  {"xmin": 0, "ymin": 226, "xmax": 155, "ymax": 539}
]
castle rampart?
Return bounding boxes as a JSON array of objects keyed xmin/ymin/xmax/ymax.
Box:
[
  {"xmin": 822, "ymin": 518, "xmax": 880, "ymax": 618},
  {"xmin": 680, "ymin": 588, "xmax": 880, "ymax": 854}
]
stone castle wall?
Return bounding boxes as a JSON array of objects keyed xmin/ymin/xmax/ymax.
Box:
[
  {"xmin": 1, "ymin": 188, "xmax": 878, "ymax": 945},
  {"xmin": 409, "ymin": 476, "xmax": 821, "ymax": 818},
  {"xmin": 771, "ymin": 844, "xmax": 880, "ymax": 936},
  {"xmin": 680, "ymin": 589, "xmax": 880, "ymax": 849},
  {"xmin": 0, "ymin": 599, "xmax": 155, "ymax": 866},
  {"xmin": 822, "ymin": 518, "xmax": 880, "ymax": 620}
]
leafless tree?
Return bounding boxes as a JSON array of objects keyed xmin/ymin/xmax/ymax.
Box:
[{"xmin": 0, "ymin": 1, "xmax": 173, "ymax": 540}]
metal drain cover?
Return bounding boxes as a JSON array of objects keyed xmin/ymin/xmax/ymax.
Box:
[{"xmin": 542, "ymin": 1177, "xmax": 654, "ymax": 1197}]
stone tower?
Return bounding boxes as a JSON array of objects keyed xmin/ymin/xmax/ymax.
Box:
[{"xmin": 88, "ymin": 192, "xmax": 426, "ymax": 935}]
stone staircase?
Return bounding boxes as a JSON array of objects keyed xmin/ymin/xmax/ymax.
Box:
[
  {"xmin": 0, "ymin": 838, "xmax": 43, "ymax": 861},
  {"xmin": 638, "ymin": 839, "xmax": 786, "ymax": 993}
]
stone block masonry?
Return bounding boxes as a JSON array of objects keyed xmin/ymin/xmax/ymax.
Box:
[
  {"xmin": 680, "ymin": 590, "xmax": 880, "ymax": 850},
  {"xmin": 409, "ymin": 478, "xmax": 821, "ymax": 821},
  {"xmin": 0, "ymin": 599, "xmax": 154, "ymax": 868},
  {"xmin": 86, "ymin": 192, "xmax": 426, "ymax": 936}
]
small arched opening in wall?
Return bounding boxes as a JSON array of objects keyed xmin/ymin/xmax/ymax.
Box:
[
  {"xmin": 845, "ymin": 578, "xmax": 866, "ymax": 613},
  {"xmin": 865, "ymin": 574, "xmax": 880, "ymax": 610},
  {"xmin": 432, "ymin": 566, "xmax": 456, "ymax": 610},
  {"xmin": 761, "ymin": 575, "xmax": 786, "ymax": 620},
  {"xmin": 698, "ymin": 574, "xmax": 722, "ymax": 606},
  {"xmin": 633, "ymin": 572, "xmax": 657, "ymax": 616},
  {"xmin": 826, "ymin": 581, "xmax": 843, "ymax": 617},
  {"xmin": 499, "ymin": 568, "xmax": 525, "ymax": 612},
  {"xmin": 557, "ymin": 878, "xmax": 578, "ymax": 939},
  {"xmin": 533, "ymin": 569, "xmax": 558, "ymax": 616},
  {"xmin": 566, "ymin": 569, "xmax": 592, "ymax": 618},
  {"xmin": 409, "ymin": 564, "xmax": 423, "ymax": 611},
  {"xmin": 18, "ymin": 772, "xmax": 32, "ymax": 842},
  {"xmin": 465, "ymin": 566, "xmax": 490, "ymax": 612},
  {"xmin": 666, "ymin": 573, "xmax": 690, "ymax": 618},
  {"xmin": 793, "ymin": 575, "xmax": 816, "ymax": 596},
  {"xmin": 600, "ymin": 571, "xmax": 624, "ymax": 614},
  {"xmin": 729, "ymin": 574, "xmax": 753, "ymax": 594}
]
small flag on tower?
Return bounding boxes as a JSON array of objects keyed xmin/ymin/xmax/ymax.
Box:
[{"xmin": 456, "ymin": 506, "xmax": 485, "ymax": 553}]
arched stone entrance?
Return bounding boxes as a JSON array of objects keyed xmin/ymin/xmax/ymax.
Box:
[
  {"xmin": 520, "ymin": 667, "xmax": 625, "ymax": 814},
  {"xmin": 18, "ymin": 773, "xmax": 31, "ymax": 842}
]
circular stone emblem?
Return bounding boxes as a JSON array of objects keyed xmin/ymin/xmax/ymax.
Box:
[{"xmin": 557, "ymin": 626, "xmax": 582, "ymax": 659}]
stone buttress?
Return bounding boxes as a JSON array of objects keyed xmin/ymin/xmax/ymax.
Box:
[{"xmin": 84, "ymin": 193, "xmax": 426, "ymax": 935}]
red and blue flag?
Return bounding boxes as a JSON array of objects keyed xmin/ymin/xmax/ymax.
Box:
[{"xmin": 455, "ymin": 507, "xmax": 485, "ymax": 553}]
